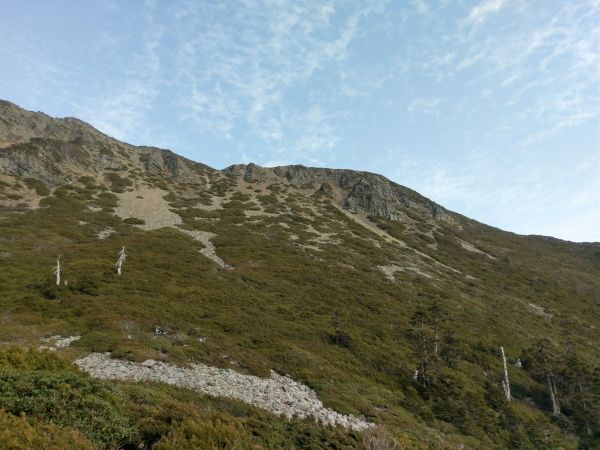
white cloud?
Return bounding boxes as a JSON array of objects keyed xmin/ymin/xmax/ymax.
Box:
[
  {"xmin": 170, "ymin": 2, "xmax": 384, "ymax": 161},
  {"xmin": 411, "ymin": 0, "xmax": 430, "ymax": 16},
  {"xmin": 71, "ymin": 1, "xmax": 165, "ymax": 142},
  {"xmin": 370, "ymin": 148, "xmax": 600, "ymax": 242},
  {"xmin": 466, "ymin": 0, "xmax": 508, "ymax": 26}
]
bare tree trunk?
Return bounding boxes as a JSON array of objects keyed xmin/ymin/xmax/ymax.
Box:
[
  {"xmin": 547, "ymin": 375, "xmax": 560, "ymax": 416},
  {"xmin": 54, "ymin": 257, "xmax": 61, "ymax": 286},
  {"xmin": 500, "ymin": 346, "xmax": 511, "ymax": 401},
  {"xmin": 116, "ymin": 247, "xmax": 126, "ymax": 276}
]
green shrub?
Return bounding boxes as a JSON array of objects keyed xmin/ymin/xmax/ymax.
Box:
[
  {"xmin": 123, "ymin": 217, "xmax": 146, "ymax": 225},
  {"xmin": 24, "ymin": 178, "xmax": 51, "ymax": 196},
  {"xmin": 0, "ymin": 348, "xmax": 133, "ymax": 449},
  {"xmin": 153, "ymin": 416, "xmax": 252, "ymax": 450},
  {"xmin": 72, "ymin": 332, "xmax": 119, "ymax": 353},
  {"xmin": 0, "ymin": 348, "xmax": 73, "ymax": 372},
  {"xmin": 105, "ymin": 173, "xmax": 132, "ymax": 193},
  {"xmin": 0, "ymin": 409, "xmax": 95, "ymax": 450}
]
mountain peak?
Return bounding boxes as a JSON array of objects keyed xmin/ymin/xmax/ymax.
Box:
[
  {"xmin": 0, "ymin": 100, "xmax": 213, "ymax": 185},
  {"xmin": 2, "ymin": 101, "xmax": 453, "ymax": 224}
]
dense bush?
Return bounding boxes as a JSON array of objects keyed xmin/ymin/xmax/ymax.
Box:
[
  {"xmin": 0, "ymin": 348, "xmax": 132, "ymax": 448},
  {"xmin": 0, "ymin": 409, "xmax": 95, "ymax": 450}
]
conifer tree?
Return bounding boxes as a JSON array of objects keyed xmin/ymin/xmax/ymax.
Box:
[
  {"xmin": 527, "ymin": 339, "xmax": 561, "ymax": 416},
  {"xmin": 409, "ymin": 307, "xmax": 431, "ymax": 386},
  {"xmin": 408, "ymin": 301, "xmax": 454, "ymax": 388}
]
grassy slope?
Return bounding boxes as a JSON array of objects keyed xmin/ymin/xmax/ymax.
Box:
[{"xmin": 0, "ymin": 153, "xmax": 599, "ymax": 449}]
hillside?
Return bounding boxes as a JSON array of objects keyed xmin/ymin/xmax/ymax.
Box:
[{"xmin": 0, "ymin": 100, "xmax": 599, "ymax": 449}]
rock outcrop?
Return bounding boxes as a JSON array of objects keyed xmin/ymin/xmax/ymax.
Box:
[
  {"xmin": 223, "ymin": 162, "xmax": 456, "ymax": 223},
  {"xmin": 0, "ymin": 100, "xmax": 211, "ymax": 185}
]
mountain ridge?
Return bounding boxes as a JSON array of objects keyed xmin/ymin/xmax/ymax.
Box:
[
  {"xmin": 3, "ymin": 99, "xmax": 592, "ymax": 244},
  {"xmin": 1, "ymin": 99, "xmax": 599, "ymax": 449}
]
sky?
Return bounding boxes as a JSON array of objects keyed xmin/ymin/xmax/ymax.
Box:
[{"xmin": 1, "ymin": 0, "xmax": 599, "ymax": 242}]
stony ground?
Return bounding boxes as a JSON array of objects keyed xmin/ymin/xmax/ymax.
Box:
[
  {"xmin": 178, "ymin": 229, "xmax": 233, "ymax": 269},
  {"xmin": 115, "ymin": 188, "xmax": 182, "ymax": 230},
  {"xmin": 76, "ymin": 352, "xmax": 371, "ymax": 431}
]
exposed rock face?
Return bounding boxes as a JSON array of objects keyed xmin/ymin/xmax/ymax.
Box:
[
  {"xmin": 39, "ymin": 335, "xmax": 80, "ymax": 351},
  {"xmin": 0, "ymin": 100, "xmax": 211, "ymax": 185},
  {"xmin": 76, "ymin": 353, "xmax": 371, "ymax": 431},
  {"xmin": 138, "ymin": 148, "xmax": 196, "ymax": 180},
  {"xmin": 224, "ymin": 163, "xmax": 456, "ymax": 223},
  {"xmin": 0, "ymin": 100, "xmax": 99, "ymax": 147},
  {"xmin": 274, "ymin": 165, "xmax": 454, "ymax": 222},
  {"xmin": 223, "ymin": 163, "xmax": 270, "ymax": 183},
  {"xmin": 318, "ymin": 182, "xmax": 333, "ymax": 197}
]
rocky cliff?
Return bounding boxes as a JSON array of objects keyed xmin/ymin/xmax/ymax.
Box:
[{"xmin": 225, "ymin": 163, "xmax": 455, "ymax": 223}]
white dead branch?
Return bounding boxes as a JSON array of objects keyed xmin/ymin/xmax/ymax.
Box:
[
  {"xmin": 116, "ymin": 246, "xmax": 126, "ymax": 276},
  {"xmin": 53, "ymin": 256, "xmax": 61, "ymax": 286},
  {"xmin": 500, "ymin": 346, "xmax": 512, "ymax": 401},
  {"xmin": 547, "ymin": 375, "xmax": 561, "ymax": 417}
]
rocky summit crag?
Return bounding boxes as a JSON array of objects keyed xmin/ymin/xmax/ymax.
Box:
[{"xmin": 0, "ymin": 100, "xmax": 599, "ymax": 449}]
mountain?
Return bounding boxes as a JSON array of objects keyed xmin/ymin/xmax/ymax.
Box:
[{"xmin": 0, "ymin": 100, "xmax": 599, "ymax": 449}]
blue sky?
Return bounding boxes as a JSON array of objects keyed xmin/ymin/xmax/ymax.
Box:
[{"xmin": 1, "ymin": 0, "xmax": 599, "ymax": 242}]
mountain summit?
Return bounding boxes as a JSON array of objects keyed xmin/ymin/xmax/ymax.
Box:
[{"xmin": 0, "ymin": 101, "xmax": 599, "ymax": 449}]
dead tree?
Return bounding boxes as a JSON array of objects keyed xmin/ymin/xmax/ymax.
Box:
[
  {"xmin": 500, "ymin": 346, "xmax": 512, "ymax": 401},
  {"xmin": 115, "ymin": 247, "xmax": 126, "ymax": 276},
  {"xmin": 547, "ymin": 375, "xmax": 561, "ymax": 416},
  {"xmin": 53, "ymin": 256, "xmax": 61, "ymax": 286},
  {"xmin": 529, "ymin": 339, "xmax": 562, "ymax": 417}
]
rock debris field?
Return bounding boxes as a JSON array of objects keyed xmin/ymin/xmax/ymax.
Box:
[
  {"xmin": 76, "ymin": 353, "xmax": 371, "ymax": 431},
  {"xmin": 178, "ymin": 229, "xmax": 233, "ymax": 269}
]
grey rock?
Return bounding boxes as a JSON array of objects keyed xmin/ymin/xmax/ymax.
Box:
[{"xmin": 76, "ymin": 353, "xmax": 372, "ymax": 431}]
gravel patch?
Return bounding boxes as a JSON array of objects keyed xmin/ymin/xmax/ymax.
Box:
[
  {"xmin": 456, "ymin": 238, "xmax": 496, "ymax": 259},
  {"xmin": 115, "ymin": 188, "xmax": 181, "ymax": 231},
  {"xmin": 377, "ymin": 264, "xmax": 434, "ymax": 282},
  {"xmin": 179, "ymin": 229, "xmax": 233, "ymax": 269},
  {"xmin": 39, "ymin": 335, "xmax": 80, "ymax": 351}
]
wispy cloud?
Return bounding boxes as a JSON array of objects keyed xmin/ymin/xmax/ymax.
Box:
[
  {"xmin": 372, "ymin": 149, "xmax": 600, "ymax": 242},
  {"xmin": 407, "ymin": 98, "xmax": 442, "ymax": 118},
  {"xmin": 73, "ymin": 1, "xmax": 165, "ymax": 142},
  {"xmin": 411, "ymin": 0, "xmax": 430, "ymax": 16},
  {"xmin": 420, "ymin": 1, "xmax": 600, "ymax": 150},
  {"xmin": 169, "ymin": 1, "xmax": 385, "ymax": 162},
  {"xmin": 466, "ymin": 0, "xmax": 508, "ymax": 26}
]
